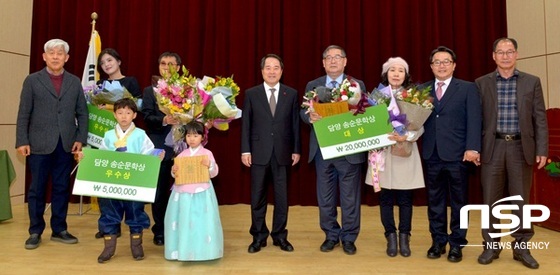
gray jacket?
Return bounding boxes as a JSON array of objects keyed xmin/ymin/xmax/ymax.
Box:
[{"xmin": 16, "ymin": 68, "xmax": 88, "ymax": 154}]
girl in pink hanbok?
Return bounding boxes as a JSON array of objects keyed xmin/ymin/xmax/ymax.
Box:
[{"xmin": 164, "ymin": 121, "xmax": 223, "ymax": 261}]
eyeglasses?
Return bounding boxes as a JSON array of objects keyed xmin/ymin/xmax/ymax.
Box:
[
  {"xmin": 431, "ymin": 60, "xmax": 453, "ymax": 66},
  {"xmin": 159, "ymin": 62, "xmax": 177, "ymax": 67},
  {"xmin": 324, "ymin": 55, "xmax": 345, "ymax": 62},
  {"xmin": 494, "ymin": 50, "xmax": 516, "ymax": 57}
]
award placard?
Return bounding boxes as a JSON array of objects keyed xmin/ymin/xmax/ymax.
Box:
[
  {"xmin": 313, "ymin": 105, "xmax": 396, "ymax": 159},
  {"xmin": 73, "ymin": 148, "xmax": 160, "ymax": 202},
  {"xmin": 174, "ymin": 155, "xmax": 210, "ymax": 185}
]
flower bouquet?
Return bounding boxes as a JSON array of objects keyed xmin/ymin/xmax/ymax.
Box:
[
  {"xmin": 154, "ymin": 66, "xmax": 203, "ymax": 123},
  {"xmin": 83, "ymin": 81, "xmax": 142, "ymax": 148},
  {"xmin": 366, "ymin": 86, "xmax": 391, "ymax": 107},
  {"xmin": 200, "ymin": 75, "xmax": 242, "ymax": 131},
  {"xmin": 334, "ymin": 77, "xmax": 362, "ymax": 106},
  {"xmin": 370, "ymin": 84, "xmax": 407, "ymax": 135},
  {"xmin": 83, "ymin": 81, "xmax": 138, "ymax": 107},
  {"xmin": 83, "ymin": 83, "xmax": 103, "ymax": 104},
  {"xmin": 394, "ymin": 85, "xmax": 433, "ymax": 131},
  {"xmin": 301, "ymin": 77, "xmax": 363, "ymax": 117},
  {"xmin": 302, "ymin": 86, "xmax": 346, "ymax": 117},
  {"xmin": 154, "ymin": 66, "xmax": 204, "ymax": 142}
]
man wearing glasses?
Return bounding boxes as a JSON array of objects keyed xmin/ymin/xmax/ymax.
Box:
[
  {"xmin": 300, "ymin": 45, "xmax": 366, "ymax": 255},
  {"xmin": 475, "ymin": 38, "xmax": 548, "ymax": 269},
  {"xmin": 421, "ymin": 46, "xmax": 482, "ymax": 263},
  {"xmin": 142, "ymin": 52, "xmax": 181, "ymax": 246}
]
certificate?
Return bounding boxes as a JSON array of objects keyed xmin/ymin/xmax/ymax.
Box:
[{"xmin": 174, "ymin": 155, "xmax": 210, "ymax": 185}]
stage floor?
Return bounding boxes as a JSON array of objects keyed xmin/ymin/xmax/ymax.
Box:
[{"xmin": 1, "ymin": 203, "xmax": 558, "ymax": 274}]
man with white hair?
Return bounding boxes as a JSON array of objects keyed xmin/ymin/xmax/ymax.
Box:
[{"xmin": 16, "ymin": 38, "xmax": 89, "ymax": 250}]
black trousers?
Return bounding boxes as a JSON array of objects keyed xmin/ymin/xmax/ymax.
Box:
[
  {"xmin": 379, "ymin": 188, "xmax": 413, "ymax": 237},
  {"xmin": 425, "ymin": 156, "xmax": 469, "ymax": 247},
  {"xmin": 151, "ymin": 158, "xmax": 173, "ymax": 236},
  {"xmin": 249, "ymin": 156, "xmax": 289, "ymax": 241},
  {"xmin": 27, "ymin": 139, "xmax": 73, "ymax": 235}
]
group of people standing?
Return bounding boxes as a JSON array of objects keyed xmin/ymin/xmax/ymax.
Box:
[
  {"xmin": 15, "ymin": 37, "xmax": 548, "ymax": 270},
  {"xmin": 16, "ymin": 40, "xmax": 223, "ymax": 262},
  {"xmin": 241, "ymin": 39, "xmax": 548, "ymax": 271}
]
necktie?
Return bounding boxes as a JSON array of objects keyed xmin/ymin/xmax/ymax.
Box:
[
  {"xmin": 269, "ymin": 88, "xmax": 276, "ymax": 116},
  {"xmin": 330, "ymin": 80, "xmax": 338, "ymax": 89},
  {"xmin": 436, "ymin": 82, "xmax": 445, "ymax": 100}
]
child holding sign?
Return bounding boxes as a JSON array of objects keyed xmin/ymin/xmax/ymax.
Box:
[
  {"xmin": 165, "ymin": 121, "xmax": 223, "ymax": 261},
  {"xmin": 89, "ymin": 98, "xmax": 163, "ymax": 263}
]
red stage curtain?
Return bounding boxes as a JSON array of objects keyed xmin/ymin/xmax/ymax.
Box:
[{"xmin": 27, "ymin": 0, "xmax": 506, "ymax": 206}]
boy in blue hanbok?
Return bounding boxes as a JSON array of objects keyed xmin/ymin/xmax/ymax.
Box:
[{"xmin": 94, "ymin": 98, "xmax": 162, "ymax": 263}]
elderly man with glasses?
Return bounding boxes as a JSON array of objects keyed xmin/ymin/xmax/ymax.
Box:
[
  {"xmin": 300, "ymin": 45, "xmax": 367, "ymax": 255},
  {"xmin": 475, "ymin": 38, "xmax": 548, "ymax": 270}
]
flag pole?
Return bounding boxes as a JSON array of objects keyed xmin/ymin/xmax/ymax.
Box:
[
  {"xmin": 77, "ymin": 11, "xmax": 100, "ymax": 215},
  {"xmin": 90, "ymin": 12, "xmax": 98, "ymax": 34}
]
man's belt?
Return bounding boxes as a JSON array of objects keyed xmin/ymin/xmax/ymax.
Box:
[{"xmin": 496, "ymin": 133, "xmax": 520, "ymax": 141}]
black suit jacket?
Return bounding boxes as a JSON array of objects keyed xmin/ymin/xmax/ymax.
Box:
[
  {"xmin": 241, "ymin": 83, "xmax": 301, "ymax": 166},
  {"xmin": 300, "ymin": 75, "xmax": 367, "ymax": 164},
  {"xmin": 475, "ymin": 71, "xmax": 548, "ymax": 165},
  {"xmin": 421, "ymin": 77, "xmax": 482, "ymax": 161},
  {"xmin": 142, "ymin": 85, "xmax": 174, "ymax": 160}
]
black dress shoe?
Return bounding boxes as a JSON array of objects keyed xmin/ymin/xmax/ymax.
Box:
[
  {"xmin": 153, "ymin": 235, "xmax": 164, "ymax": 246},
  {"xmin": 513, "ymin": 251, "xmax": 539, "ymax": 269},
  {"xmin": 342, "ymin": 241, "xmax": 357, "ymax": 255},
  {"xmin": 273, "ymin": 238, "xmax": 294, "ymax": 252},
  {"xmin": 320, "ymin": 239, "xmax": 339, "ymax": 252},
  {"xmin": 447, "ymin": 246, "xmax": 463, "ymax": 262},
  {"xmin": 248, "ymin": 240, "xmax": 267, "ymax": 253},
  {"xmin": 427, "ymin": 243, "xmax": 446, "ymax": 259},
  {"xmin": 478, "ymin": 249, "xmax": 501, "ymax": 264}
]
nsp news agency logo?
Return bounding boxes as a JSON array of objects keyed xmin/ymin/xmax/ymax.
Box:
[{"xmin": 460, "ymin": 195, "xmax": 551, "ymax": 250}]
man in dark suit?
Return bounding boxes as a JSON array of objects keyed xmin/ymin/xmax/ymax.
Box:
[
  {"xmin": 475, "ymin": 38, "xmax": 548, "ymax": 269},
  {"xmin": 300, "ymin": 45, "xmax": 367, "ymax": 255},
  {"xmin": 16, "ymin": 39, "xmax": 88, "ymax": 250},
  {"xmin": 241, "ymin": 54, "xmax": 301, "ymax": 253},
  {"xmin": 142, "ymin": 52, "xmax": 181, "ymax": 246},
  {"xmin": 421, "ymin": 46, "xmax": 481, "ymax": 262}
]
